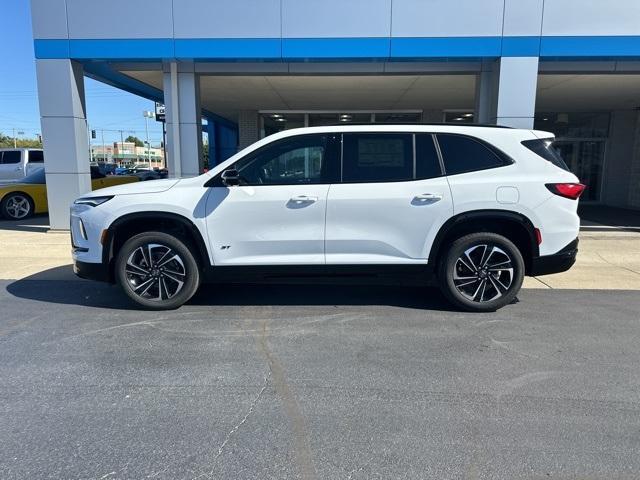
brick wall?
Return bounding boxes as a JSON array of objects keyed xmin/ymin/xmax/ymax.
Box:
[{"xmin": 238, "ymin": 110, "xmax": 260, "ymax": 149}]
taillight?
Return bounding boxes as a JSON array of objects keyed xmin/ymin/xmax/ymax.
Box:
[{"xmin": 545, "ymin": 183, "xmax": 586, "ymax": 200}]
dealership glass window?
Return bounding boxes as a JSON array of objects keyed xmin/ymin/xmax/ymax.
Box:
[
  {"xmin": 436, "ymin": 134, "xmax": 506, "ymax": 175},
  {"xmin": 342, "ymin": 133, "xmax": 413, "ymax": 182},
  {"xmin": 534, "ymin": 112, "xmax": 610, "ymax": 138},
  {"xmin": 534, "ymin": 112, "xmax": 609, "ymax": 201},
  {"xmin": 309, "ymin": 113, "xmax": 372, "ymax": 126},
  {"xmin": 374, "ymin": 112, "xmax": 421, "ymax": 123},
  {"xmin": 235, "ymin": 134, "xmax": 327, "ymax": 185},
  {"xmin": 262, "ymin": 113, "xmax": 305, "ymax": 137},
  {"xmin": 0, "ymin": 151, "xmax": 21, "ymax": 164}
]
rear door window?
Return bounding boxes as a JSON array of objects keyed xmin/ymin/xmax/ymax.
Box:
[
  {"xmin": 342, "ymin": 133, "xmax": 413, "ymax": 183},
  {"xmin": 436, "ymin": 134, "xmax": 509, "ymax": 175},
  {"xmin": 521, "ymin": 138, "xmax": 570, "ymax": 171}
]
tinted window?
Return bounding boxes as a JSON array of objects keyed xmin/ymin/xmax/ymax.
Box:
[
  {"xmin": 342, "ymin": 133, "xmax": 412, "ymax": 182},
  {"xmin": 235, "ymin": 134, "xmax": 328, "ymax": 185},
  {"xmin": 437, "ymin": 134, "xmax": 507, "ymax": 175},
  {"xmin": 415, "ymin": 134, "xmax": 443, "ymax": 179},
  {"xmin": 90, "ymin": 165, "xmax": 105, "ymax": 179},
  {"xmin": 1, "ymin": 151, "xmax": 21, "ymax": 164},
  {"xmin": 28, "ymin": 150, "xmax": 44, "ymax": 163},
  {"xmin": 521, "ymin": 138, "xmax": 570, "ymax": 171}
]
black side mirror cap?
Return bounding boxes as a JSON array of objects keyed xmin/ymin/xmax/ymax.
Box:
[{"xmin": 221, "ymin": 168, "xmax": 240, "ymax": 186}]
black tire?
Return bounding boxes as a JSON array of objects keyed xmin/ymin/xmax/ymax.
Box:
[
  {"xmin": 438, "ymin": 232, "xmax": 524, "ymax": 312},
  {"xmin": 115, "ymin": 231, "xmax": 201, "ymax": 310},
  {"xmin": 0, "ymin": 192, "xmax": 34, "ymax": 220}
]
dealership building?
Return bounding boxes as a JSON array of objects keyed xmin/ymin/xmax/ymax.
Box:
[{"xmin": 31, "ymin": 0, "xmax": 640, "ymax": 229}]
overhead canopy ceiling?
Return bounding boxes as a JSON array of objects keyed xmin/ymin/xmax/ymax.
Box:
[{"xmin": 121, "ymin": 70, "xmax": 640, "ymax": 123}]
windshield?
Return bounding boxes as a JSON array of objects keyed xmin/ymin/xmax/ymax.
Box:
[{"xmin": 20, "ymin": 168, "xmax": 46, "ymax": 184}]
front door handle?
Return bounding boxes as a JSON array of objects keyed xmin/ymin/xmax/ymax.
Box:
[
  {"xmin": 414, "ymin": 193, "xmax": 442, "ymax": 202},
  {"xmin": 290, "ymin": 195, "xmax": 318, "ymax": 204}
]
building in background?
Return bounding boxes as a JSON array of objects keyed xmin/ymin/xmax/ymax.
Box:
[{"xmin": 31, "ymin": 0, "xmax": 640, "ymax": 228}]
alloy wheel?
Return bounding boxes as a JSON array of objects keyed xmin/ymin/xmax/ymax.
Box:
[
  {"xmin": 5, "ymin": 195, "xmax": 31, "ymax": 219},
  {"xmin": 452, "ymin": 244, "xmax": 514, "ymax": 303},
  {"xmin": 125, "ymin": 243, "xmax": 186, "ymax": 301}
]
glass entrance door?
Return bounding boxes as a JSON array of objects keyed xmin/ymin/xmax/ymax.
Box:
[{"xmin": 553, "ymin": 139, "xmax": 606, "ymax": 202}]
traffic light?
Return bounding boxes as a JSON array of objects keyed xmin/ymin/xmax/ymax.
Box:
[{"xmin": 91, "ymin": 130, "xmax": 96, "ymax": 139}]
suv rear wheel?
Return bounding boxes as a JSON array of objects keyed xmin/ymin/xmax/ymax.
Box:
[
  {"xmin": 115, "ymin": 231, "xmax": 201, "ymax": 310},
  {"xmin": 438, "ymin": 232, "xmax": 524, "ymax": 312}
]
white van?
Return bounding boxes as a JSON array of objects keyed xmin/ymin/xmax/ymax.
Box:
[{"xmin": 0, "ymin": 148, "xmax": 45, "ymax": 181}]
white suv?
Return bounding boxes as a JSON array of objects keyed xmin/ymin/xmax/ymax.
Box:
[{"xmin": 70, "ymin": 125, "xmax": 583, "ymax": 312}]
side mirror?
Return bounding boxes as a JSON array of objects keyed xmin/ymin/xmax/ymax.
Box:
[{"xmin": 221, "ymin": 168, "xmax": 240, "ymax": 186}]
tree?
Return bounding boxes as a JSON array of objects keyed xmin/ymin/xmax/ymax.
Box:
[
  {"xmin": 0, "ymin": 132, "xmax": 42, "ymax": 148},
  {"xmin": 125, "ymin": 135, "xmax": 144, "ymax": 147}
]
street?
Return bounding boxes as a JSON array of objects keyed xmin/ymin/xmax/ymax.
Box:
[{"xmin": 1, "ymin": 274, "xmax": 639, "ymax": 479}]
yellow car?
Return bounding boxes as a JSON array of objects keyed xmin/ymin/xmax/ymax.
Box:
[{"xmin": 0, "ymin": 167, "xmax": 139, "ymax": 220}]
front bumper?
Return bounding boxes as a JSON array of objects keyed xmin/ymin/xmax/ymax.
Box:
[
  {"xmin": 73, "ymin": 259, "xmax": 110, "ymax": 282},
  {"xmin": 529, "ymin": 238, "xmax": 578, "ymax": 276}
]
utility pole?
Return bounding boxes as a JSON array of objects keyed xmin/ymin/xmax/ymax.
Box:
[
  {"xmin": 143, "ymin": 110, "xmax": 154, "ymax": 165},
  {"xmin": 119, "ymin": 130, "xmax": 125, "ymax": 166},
  {"xmin": 88, "ymin": 123, "xmax": 93, "ymax": 162},
  {"xmin": 13, "ymin": 128, "xmax": 16, "ymax": 148},
  {"xmin": 101, "ymin": 130, "xmax": 105, "ymax": 163}
]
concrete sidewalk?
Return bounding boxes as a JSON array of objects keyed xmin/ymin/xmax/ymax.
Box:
[{"xmin": 1, "ymin": 216, "xmax": 640, "ymax": 289}]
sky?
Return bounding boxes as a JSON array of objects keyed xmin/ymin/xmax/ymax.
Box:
[{"xmin": 0, "ymin": 0, "xmax": 164, "ymax": 147}]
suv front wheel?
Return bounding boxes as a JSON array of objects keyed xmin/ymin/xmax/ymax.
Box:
[
  {"xmin": 438, "ymin": 232, "xmax": 525, "ymax": 312},
  {"xmin": 115, "ymin": 231, "xmax": 201, "ymax": 310}
]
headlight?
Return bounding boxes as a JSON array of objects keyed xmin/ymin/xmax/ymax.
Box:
[{"xmin": 74, "ymin": 195, "xmax": 114, "ymax": 207}]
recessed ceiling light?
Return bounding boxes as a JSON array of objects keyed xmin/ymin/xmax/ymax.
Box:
[
  {"xmin": 463, "ymin": 113, "xmax": 474, "ymax": 117},
  {"xmin": 275, "ymin": 118, "xmax": 286, "ymax": 122},
  {"xmin": 271, "ymin": 114, "xmax": 282, "ymax": 118},
  {"xmin": 453, "ymin": 117, "xmax": 464, "ymax": 121}
]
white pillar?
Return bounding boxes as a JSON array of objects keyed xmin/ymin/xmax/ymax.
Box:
[
  {"xmin": 35, "ymin": 59, "xmax": 91, "ymax": 230},
  {"xmin": 475, "ymin": 57, "xmax": 539, "ymax": 129},
  {"xmin": 163, "ymin": 62, "xmax": 203, "ymax": 178}
]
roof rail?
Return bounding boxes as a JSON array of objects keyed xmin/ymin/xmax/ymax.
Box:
[{"xmin": 317, "ymin": 122, "xmax": 513, "ymax": 129}]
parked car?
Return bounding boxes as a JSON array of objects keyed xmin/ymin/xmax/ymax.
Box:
[
  {"xmin": 0, "ymin": 166, "xmax": 139, "ymax": 220},
  {"xmin": 134, "ymin": 169, "xmax": 162, "ymax": 181},
  {"xmin": 70, "ymin": 125, "xmax": 584, "ymax": 312},
  {"xmin": 0, "ymin": 148, "xmax": 45, "ymax": 181}
]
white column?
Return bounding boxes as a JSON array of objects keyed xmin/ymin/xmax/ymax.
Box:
[
  {"xmin": 475, "ymin": 57, "xmax": 539, "ymax": 129},
  {"xmin": 36, "ymin": 59, "xmax": 91, "ymax": 230},
  {"xmin": 163, "ymin": 62, "xmax": 203, "ymax": 178},
  {"xmin": 494, "ymin": 57, "xmax": 539, "ymax": 128}
]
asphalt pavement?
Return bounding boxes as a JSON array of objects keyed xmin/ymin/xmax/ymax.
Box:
[{"xmin": 1, "ymin": 272, "xmax": 640, "ymax": 479}]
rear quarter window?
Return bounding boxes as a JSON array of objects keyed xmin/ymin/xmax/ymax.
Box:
[
  {"xmin": 521, "ymin": 138, "xmax": 570, "ymax": 171},
  {"xmin": 436, "ymin": 134, "xmax": 510, "ymax": 175},
  {"xmin": 28, "ymin": 151, "xmax": 44, "ymax": 163}
]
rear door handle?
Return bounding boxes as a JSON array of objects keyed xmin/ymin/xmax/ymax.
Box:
[
  {"xmin": 290, "ymin": 195, "xmax": 318, "ymax": 203},
  {"xmin": 414, "ymin": 193, "xmax": 443, "ymax": 202}
]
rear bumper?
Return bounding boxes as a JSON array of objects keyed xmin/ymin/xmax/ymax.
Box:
[
  {"xmin": 529, "ymin": 238, "xmax": 578, "ymax": 276},
  {"xmin": 73, "ymin": 259, "xmax": 110, "ymax": 283}
]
